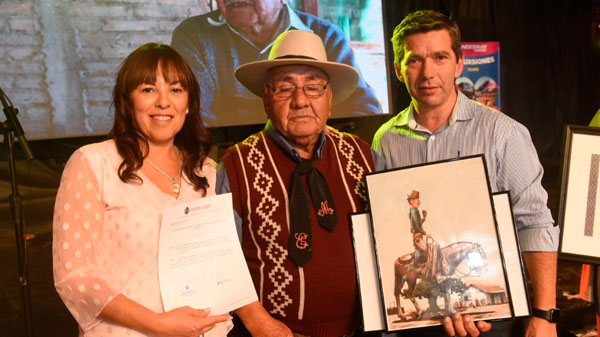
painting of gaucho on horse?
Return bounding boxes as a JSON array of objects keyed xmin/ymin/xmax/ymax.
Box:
[
  {"xmin": 365, "ymin": 156, "xmax": 514, "ymax": 331},
  {"xmin": 392, "ymin": 189, "xmax": 508, "ymax": 324}
]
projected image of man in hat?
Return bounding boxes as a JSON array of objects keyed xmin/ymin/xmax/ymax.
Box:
[{"xmin": 171, "ymin": 0, "xmax": 382, "ymax": 127}]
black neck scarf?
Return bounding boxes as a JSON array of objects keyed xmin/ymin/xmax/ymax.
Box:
[{"xmin": 288, "ymin": 158, "xmax": 338, "ymax": 267}]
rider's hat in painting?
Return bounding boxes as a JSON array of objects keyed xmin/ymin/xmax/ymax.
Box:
[{"xmin": 407, "ymin": 190, "xmax": 420, "ymax": 200}]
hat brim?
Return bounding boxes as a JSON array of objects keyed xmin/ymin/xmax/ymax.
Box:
[{"xmin": 235, "ymin": 58, "xmax": 359, "ymax": 104}]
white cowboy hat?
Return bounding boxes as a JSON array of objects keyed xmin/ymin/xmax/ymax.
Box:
[{"xmin": 235, "ymin": 30, "xmax": 359, "ymax": 104}]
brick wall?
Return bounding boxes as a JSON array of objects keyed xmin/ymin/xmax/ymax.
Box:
[{"xmin": 0, "ymin": 0, "xmax": 211, "ymax": 139}]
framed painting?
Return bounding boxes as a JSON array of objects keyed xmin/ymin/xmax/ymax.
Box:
[
  {"xmin": 558, "ymin": 125, "xmax": 600, "ymax": 264},
  {"xmin": 350, "ymin": 192, "xmax": 530, "ymax": 332},
  {"xmin": 492, "ymin": 192, "xmax": 531, "ymax": 318},
  {"xmin": 350, "ymin": 212, "xmax": 386, "ymax": 332},
  {"xmin": 365, "ymin": 155, "xmax": 512, "ymax": 331}
]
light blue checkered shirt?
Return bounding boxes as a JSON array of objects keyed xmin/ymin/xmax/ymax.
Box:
[{"xmin": 373, "ymin": 91, "xmax": 559, "ymax": 252}]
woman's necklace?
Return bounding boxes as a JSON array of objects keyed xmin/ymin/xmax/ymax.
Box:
[{"xmin": 146, "ymin": 150, "xmax": 182, "ymax": 194}]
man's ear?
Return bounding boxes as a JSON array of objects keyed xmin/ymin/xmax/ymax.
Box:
[
  {"xmin": 326, "ymin": 88, "xmax": 333, "ymax": 118},
  {"xmin": 394, "ymin": 62, "xmax": 405, "ymax": 83},
  {"xmin": 262, "ymin": 86, "xmax": 271, "ymax": 115},
  {"xmin": 263, "ymin": 96, "xmax": 272, "ymax": 120}
]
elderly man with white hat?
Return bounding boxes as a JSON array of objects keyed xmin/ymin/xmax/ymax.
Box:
[{"xmin": 217, "ymin": 30, "xmax": 384, "ymax": 337}]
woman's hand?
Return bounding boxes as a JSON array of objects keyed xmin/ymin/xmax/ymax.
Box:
[
  {"xmin": 100, "ymin": 295, "xmax": 231, "ymax": 337},
  {"xmin": 152, "ymin": 307, "xmax": 232, "ymax": 337}
]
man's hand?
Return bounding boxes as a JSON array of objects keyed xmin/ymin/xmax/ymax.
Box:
[
  {"xmin": 247, "ymin": 316, "xmax": 291, "ymax": 337},
  {"xmin": 525, "ymin": 317, "xmax": 557, "ymax": 337},
  {"xmin": 443, "ymin": 313, "xmax": 491, "ymax": 337},
  {"xmin": 236, "ymin": 301, "xmax": 292, "ymax": 337}
]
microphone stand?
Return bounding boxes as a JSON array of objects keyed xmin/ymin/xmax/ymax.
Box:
[{"xmin": 1, "ymin": 86, "xmax": 35, "ymax": 337}]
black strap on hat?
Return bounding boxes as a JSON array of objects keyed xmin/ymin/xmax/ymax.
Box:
[
  {"xmin": 273, "ymin": 55, "xmax": 318, "ymax": 60},
  {"xmin": 289, "ymin": 158, "xmax": 338, "ymax": 267}
]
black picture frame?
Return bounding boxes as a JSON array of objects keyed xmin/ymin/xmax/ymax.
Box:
[
  {"xmin": 558, "ymin": 125, "xmax": 600, "ymax": 264},
  {"xmin": 350, "ymin": 192, "xmax": 531, "ymax": 332},
  {"xmin": 364, "ymin": 155, "xmax": 512, "ymax": 331}
]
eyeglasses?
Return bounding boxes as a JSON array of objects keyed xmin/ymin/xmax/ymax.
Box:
[{"xmin": 265, "ymin": 83, "xmax": 329, "ymax": 99}]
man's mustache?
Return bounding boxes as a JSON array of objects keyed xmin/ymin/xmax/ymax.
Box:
[
  {"xmin": 288, "ymin": 111, "xmax": 316, "ymax": 120},
  {"xmin": 224, "ymin": 0, "xmax": 253, "ymax": 7}
]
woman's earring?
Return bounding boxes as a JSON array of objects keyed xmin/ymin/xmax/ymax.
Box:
[{"xmin": 185, "ymin": 109, "xmax": 189, "ymax": 115}]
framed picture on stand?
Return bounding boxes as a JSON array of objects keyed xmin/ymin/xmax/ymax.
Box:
[{"xmin": 558, "ymin": 125, "xmax": 600, "ymax": 264}]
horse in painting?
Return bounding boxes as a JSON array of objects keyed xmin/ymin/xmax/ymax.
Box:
[{"xmin": 393, "ymin": 241, "xmax": 486, "ymax": 320}]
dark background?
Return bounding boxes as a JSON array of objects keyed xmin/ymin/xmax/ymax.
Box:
[{"xmin": 2, "ymin": 0, "xmax": 600, "ymax": 336}]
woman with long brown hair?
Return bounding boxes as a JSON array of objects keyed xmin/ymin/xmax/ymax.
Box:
[{"xmin": 53, "ymin": 43, "xmax": 231, "ymax": 336}]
